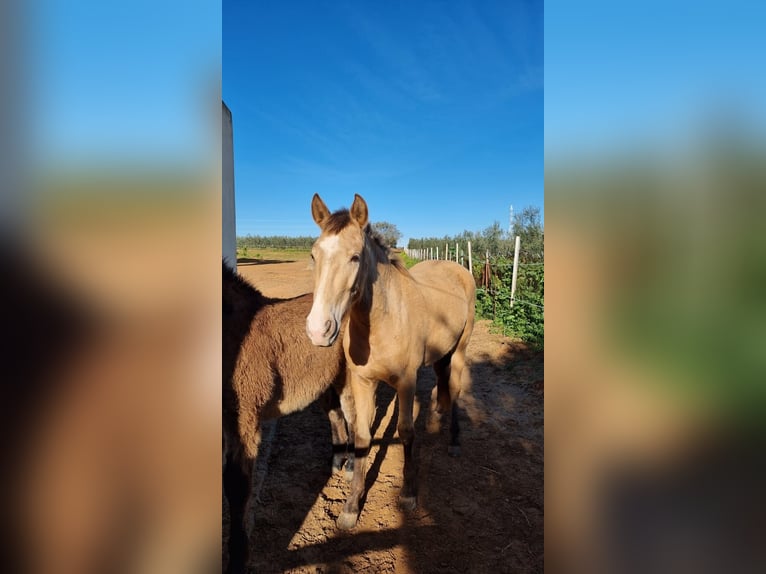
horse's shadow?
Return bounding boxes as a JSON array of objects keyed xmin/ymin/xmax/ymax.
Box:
[
  {"xmin": 236, "ymin": 258, "xmax": 296, "ymax": 266},
  {"xmin": 245, "ymin": 344, "xmax": 545, "ymax": 573},
  {"xmin": 247, "ymin": 385, "xmax": 397, "ymax": 571}
]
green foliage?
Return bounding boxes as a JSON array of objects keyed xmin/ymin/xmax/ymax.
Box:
[
  {"xmin": 398, "ymin": 251, "xmax": 418, "ymax": 269},
  {"xmin": 371, "ymin": 221, "xmax": 402, "ymax": 248},
  {"xmin": 238, "ymin": 223, "xmax": 403, "ymax": 251},
  {"xmin": 476, "ymin": 262, "xmax": 544, "ymax": 349},
  {"xmin": 407, "ymin": 205, "xmax": 544, "ymax": 262},
  {"xmin": 237, "ymin": 235, "xmax": 316, "ymax": 250},
  {"xmin": 408, "ymin": 205, "xmax": 544, "ymax": 348},
  {"xmin": 511, "ymin": 206, "xmax": 544, "ymax": 263}
]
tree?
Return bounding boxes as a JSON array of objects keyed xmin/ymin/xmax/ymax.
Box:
[
  {"xmin": 481, "ymin": 221, "xmax": 506, "ymax": 255},
  {"xmin": 371, "ymin": 221, "xmax": 402, "ymax": 248},
  {"xmin": 511, "ymin": 206, "xmax": 544, "ymax": 262}
]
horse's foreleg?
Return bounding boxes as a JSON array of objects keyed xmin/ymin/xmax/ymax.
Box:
[
  {"xmin": 321, "ymin": 387, "xmax": 348, "ymax": 473},
  {"xmin": 223, "ymin": 449, "xmax": 253, "ymax": 574},
  {"xmin": 338, "ymin": 374, "xmax": 376, "ymax": 530},
  {"xmin": 338, "ymin": 379, "xmax": 356, "ymax": 481},
  {"xmin": 223, "ymin": 418, "xmax": 260, "ymax": 573},
  {"xmin": 397, "ymin": 376, "xmax": 418, "ymax": 510}
]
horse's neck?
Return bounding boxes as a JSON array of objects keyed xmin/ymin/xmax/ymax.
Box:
[
  {"xmin": 365, "ymin": 259, "xmax": 407, "ymax": 323},
  {"xmin": 351, "ymin": 241, "xmax": 409, "ymax": 325}
]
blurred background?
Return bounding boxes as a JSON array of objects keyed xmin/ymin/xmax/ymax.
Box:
[
  {"xmin": 545, "ymin": 1, "xmax": 766, "ymax": 573},
  {"xmin": 1, "ymin": 0, "xmax": 221, "ymax": 572}
]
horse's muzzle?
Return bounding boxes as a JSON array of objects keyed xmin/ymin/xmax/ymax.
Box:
[{"xmin": 306, "ymin": 317, "xmax": 339, "ymax": 347}]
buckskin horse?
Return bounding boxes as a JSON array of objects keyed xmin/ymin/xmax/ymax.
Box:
[{"xmin": 305, "ymin": 194, "xmax": 475, "ymax": 529}]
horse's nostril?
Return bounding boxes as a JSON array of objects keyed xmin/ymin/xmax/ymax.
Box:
[{"xmin": 323, "ymin": 320, "xmax": 332, "ymax": 335}]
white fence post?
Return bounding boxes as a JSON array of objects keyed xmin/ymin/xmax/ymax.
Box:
[
  {"xmin": 222, "ymin": 102, "xmax": 237, "ymax": 268},
  {"xmin": 510, "ymin": 235, "xmax": 521, "ymax": 307},
  {"xmin": 467, "ymin": 241, "xmax": 472, "ymax": 274},
  {"xmin": 455, "ymin": 242, "xmax": 458, "ymax": 263}
]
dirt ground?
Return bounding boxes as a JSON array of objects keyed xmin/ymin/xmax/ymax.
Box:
[{"xmin": 231, "ymin": 256, "xmax": 543, "ymax": 573}]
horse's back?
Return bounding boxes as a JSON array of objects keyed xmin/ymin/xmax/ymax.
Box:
[
  {"xmin": 407, "ymin": 260, "xmax": 475, "ymax": 363},
  {"xmin": 409, "ymin": 260, "xmax": 476, "ymax": 303}
]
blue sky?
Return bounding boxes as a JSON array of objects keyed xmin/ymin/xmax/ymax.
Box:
[
  {"xmin": 224, "ymin": 0, "xmax": 543, "ymax": 245},
  {"xmin": 34, "ymin": 0, "xmax": 220, "ymax": 170},
  {"xmin": 545, "ymin": 1, "xmax": 766, "ymax": 159}
]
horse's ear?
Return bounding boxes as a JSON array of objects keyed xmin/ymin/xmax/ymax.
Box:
[
  {"xmin": 350, "ymin": 194, "xmax": 368, "ymax": 228},
  {"xmin": 311, "ymin": 194, "xmax": 330, "ymax": 228}
]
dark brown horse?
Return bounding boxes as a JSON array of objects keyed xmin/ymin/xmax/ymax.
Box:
[
  {"xmin": 223, "ymin": 262, "xmax": 354, "ymax": 573},
  {"xmin": 306, "ymin": 194, "xmax": 475, "ymax": 529}
]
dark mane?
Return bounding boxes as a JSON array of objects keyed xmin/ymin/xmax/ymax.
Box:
[
  {"xmin": 223, "ymin": 260, "xmax": 265, "ymax": 294},
  {"xmin": 222, "ymin": 260, "xmax": 270, "ymax": 315},
  {"xmin": 365, "ymin": 224, "xmax": 408, "ymax": 273},
  {"xmin": 324, "ymin": 209, "xmax": 352, "ymax": 234},
  {"xmin": 325, "ymin": 208, "xmax": 408, "ymax": 273}
]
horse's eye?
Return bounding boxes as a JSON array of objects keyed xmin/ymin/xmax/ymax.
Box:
[{"xmin": 350, "ymin": 254, "xmax": 360, "ymax": 263}]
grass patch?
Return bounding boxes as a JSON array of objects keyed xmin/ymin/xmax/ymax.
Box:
[{"xmin": 237, "ymin": 247, "xmax": 311, "ymax": 262}]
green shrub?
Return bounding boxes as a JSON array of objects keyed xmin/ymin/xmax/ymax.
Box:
[
  {"xmin": 476, "ymin": 262, "xmax": 544, "ymax": 349},
  {"xmin": 398, "ymin": 251, "xmax": 418, "ymax": 269}
]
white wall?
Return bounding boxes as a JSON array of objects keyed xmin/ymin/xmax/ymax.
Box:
[{"xmin": 222, "ymin": 101, "xmax": 236, "ymax": 267}]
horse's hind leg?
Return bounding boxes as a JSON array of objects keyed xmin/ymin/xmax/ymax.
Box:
[
  {"xmin": 447, "ymin": 319, "xmax": 474, "ymax": 457},
  {"xmin": 397, "ymin": 373, "xmax": 419, "ymax": 511},
  {"xmin": 431, "ymin": 351, "xmax": 463, "ymax": 456},
  {"xmin": 446, "ymin": 351, "xmax": 465, "ymax": 457},
  {"xmin": 429, "ymin": 354, "xmax": 452, "ymax": 433}
]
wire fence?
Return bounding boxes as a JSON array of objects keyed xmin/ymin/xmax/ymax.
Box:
[
  {"xmin": 511, "ymin": 298, "xmax": 545, "ymax": 310},
  {"xmin": 405, "ymin": 240, "xmax": 544, "ymax": 348},
  {"xmin": 236, "ymin": 239, "xmax": 543, "ymax": 347}
]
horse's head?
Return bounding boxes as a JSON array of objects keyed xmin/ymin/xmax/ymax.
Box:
[{"xmin": 306, "ymin": 193, "xmax": 369, "ymax": 346}]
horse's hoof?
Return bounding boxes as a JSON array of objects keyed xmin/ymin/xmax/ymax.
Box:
[
  {"xmin": 399, "ymin": 495, "xmax": 417, "ymax": 511},
  {"xmin": 337, "ymin": 511, "xmax": 359, "ymax": 530},
  {"xmin": 448, "ymin": 445, "xmax": 461, "ymax": 457},
  {"xmin": 332, "ymin": 455, "xmax": 346, "ymax": 473}
]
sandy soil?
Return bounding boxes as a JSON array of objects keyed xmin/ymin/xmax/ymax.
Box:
[{"xmin": 230, "ymin": 257, "xmax": 543, "ymax": 573}]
